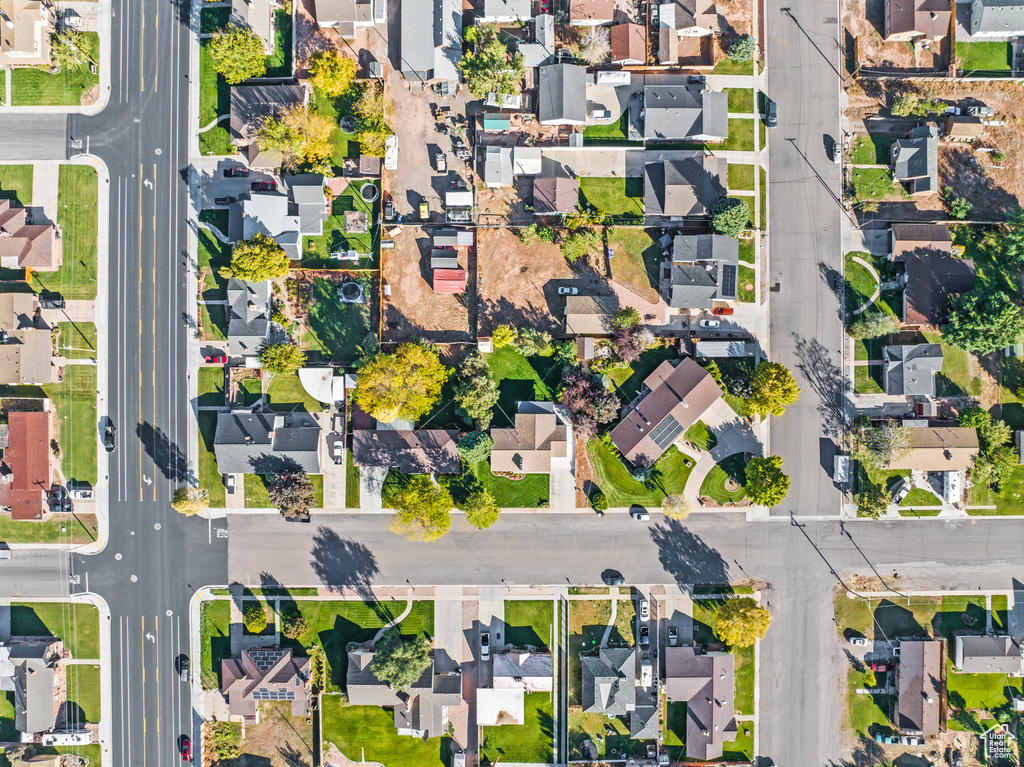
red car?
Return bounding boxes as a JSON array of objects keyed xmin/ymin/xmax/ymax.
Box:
[
  {"xmin": 712, "ymin": 306, "xmax": 735, "ymax": 316},
  {"xmin": 180, "ymin": 737, "xmax": 192, "ymax": 761},
  {"xmin": 251, "ymin": 180, "xmax": 277, "ymax": 192},
  {"xmin": 204, "ymin": 355, "xmax": 227, "ymax": 364},
  {"xmin": 871, "ymin": 662, "xmax": 888, "ymax": 672}
]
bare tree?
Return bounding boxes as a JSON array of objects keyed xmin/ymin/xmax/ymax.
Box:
[
  {"xmin": 861, "ymin": 422, "xmax": 911, "ymax": 465},
  {"xmin": 579, "ymin": 27, "xmax": 610, "ymax": 65}
]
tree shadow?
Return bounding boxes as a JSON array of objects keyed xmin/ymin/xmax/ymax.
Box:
[
  {"xmin": 793, "ymin": 334, "xmax": 849, "ymax": 439},
  {"xmin": 873, "ymin": 598, "xmax": 928, "ymax": 641},
  {"xmin": 135, "ymin": 422, "xmax": 195, "ymax": 485},
  {"xmin": 821, "ymin": 734, "xmax": 887, "ymax": 767},
  {"xmin": 649, "ymin": 518, "xmax": 730, "ymax": 587},
  {"xmin": 309, "ymin": 526, "xmax": 379, "ymax": 594}
]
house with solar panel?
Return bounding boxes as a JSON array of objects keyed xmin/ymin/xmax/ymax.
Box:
[
  {"xmin": 661, "ymin": 234, "xmax": 739, "ymax": 311},
  {"xmin": 221, "ymin": 647, "xmax": 312, "ymax": 725}
]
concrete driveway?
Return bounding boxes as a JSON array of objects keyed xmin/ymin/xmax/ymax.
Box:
[{"xmin": 358, "ymin": 465, "xmax": 388, "ymax": 509}]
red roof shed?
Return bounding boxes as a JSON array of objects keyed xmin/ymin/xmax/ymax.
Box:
[{"xmin": 433, "ymin": 268, "xmax": 467, "ymax": 294}]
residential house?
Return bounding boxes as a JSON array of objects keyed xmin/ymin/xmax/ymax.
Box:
[
  {"xmin": 884, "ymin": 0, "xmax": 950, "ymax": 40},
  {"xmin": 890, "ymin": 222, "xmax": 951, "ymax": 260},
  {"xmin": 226, "ymin": 278, "xmax": 271, "ymax": 357},
  {"xmin": 609, "ymin": 357, "xmax": 723, "ymax": 468},
  {"xmin": 569, "ymin": 0, "xmax": 615, "ymax": 24},
  {"xmin": 228, "ymin": 83, "xmax": 307, "ymax": 168},
  {"xmin": 399, "ymin": 0, "xmax": 462, "ymax": 83},
  {"xmin": 479, "ymin": 0, "xmax": 531, "ymax": 22},
  {"xmin": 0, "ymin": 0, "xmax": 54, "ymax": 68},
  {"xmin": 884, "ymin": 424, "xmax": 979, "ymax": 472},
  {"xmin": 644, "ymin": 154, "xmax": 728, "ymax": 218},
  {"xmin": 221, "ymin": 648, "xmax": 312, "ymax": 725},
  {"xmin": 968, "ymin": 0, "xmax": 1024, "ymax": 38},
  {"xmin": 563, "ymin": 294, "xmax": 618, "ymax": 335},
  {"xmin": 519, "ymin": 14, "xmax": 556, "ymax": 68},
  {"xmin": 894, "ymin": 639, "xmax": 944, "ymax": 737},
  {"xmin": 533, "ymin": 176, "xmax": 580, "ymax": 214},
  {"xmin": 490, "ymin": 401, "xmax": 570, "ymax": 474},
  {"xmin": 482, "ymin": 146, "xmax": 514, "ymax": 188},
  {"xmin": 581, "ymin": 647, "xmax": 657, "ymax": 739},
  {"xmin": 943, "ymin": 115, "xmax": 985, "ymax": 142},
  {"xmin": 538, "ymin": 63, "xmax": 587, "ymax": 125},
  {"xmin": 0, "ymin": 198, "xmax": 62, "ymax": 271},
  {"xmin": 493, "ymin": 652, "xmax": 554, "ymax": 690},
  {"xmin": 231, "ymin": 0, "xmax": 275, "ymax": 53},
  {"xmin": 659, "ymin": 0, "xmax": 720, "ymax": 37},
  {"xmin": 953, "ymin": 635, "xmax": 1023, "ymax": 675},
  {"xmin": 313, "ymin": 0, "xmax": 385, "ymax": 36},
  {"xmin": 643, "ymin": 85, "xmax": 728, "ymax": 142},
  {"xmin": 610, "ymin": 23, "xmax": 646, "ymax": 64},
  {"xmin": 664, "ymin": 646, "xmax": 737, "ymax": 760},
  {"xmin": 0, "ymin": 638, "xmax": 67, "ymax": 736},
  {"xmin": 0, "ymin": 291, "xmax": 52, "ymax": 385},
  {"xmin": 286, "ymin": 175, "xmax": 329, "ymax": 237},
  {"xmin": 893, "ymin": 248, "xmax": 975, "ymax": 330},
  {"xmin": 228, "ymin": 178, "xmax": 327, "ymax": 261},
  {"xmin": 352, "ymin": 428, "xmax": 461, "ymax": 474},
  {"xmin": 882, "ymin": 344, "xmax": 943, "ymax": 397},
  {"xmin": 346, "ymin": 647, "xmax": 463, "ymax": 737},
  {"xmin": 214, "ymin": 412, "xmax": 323, "ymax": 475},
  {"xmin": 891, "ymin": 124, "xmax": 939, "ymax": 195},
  {"xmin": 662, "ymin": 233, "xmax": 739, "ymax": 310},
  {"xmin": 0, "ymin": 410, "xmax": 52, "ymax": 521}
]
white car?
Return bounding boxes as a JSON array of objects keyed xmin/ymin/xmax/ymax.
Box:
[
  {"xmin": 891, "ymin": 478, "xmax": 910, "ymax": 505},
  {"xmin": 558, "ymin": 287, "xmax": 579, "ymax": 295},
  {"xmin": 639, "ymin": 599, "xmax": 649, "ymax": 622},
  {"xmin": 480, "ymin": 632, "xmax": 490, "ymax": 662},
  {"xmin": 848, "ymin": 636, "xmax": 868, "ymax": 647},
  {"xmin": 698, "ymin": 319, "xmax": 720, "ymax": 329}
]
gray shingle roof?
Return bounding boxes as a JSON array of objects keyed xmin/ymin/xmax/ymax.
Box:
[
  {"xmin": 538, "ymin": 63, "xmax": 587, "ymax": 125},
  {"xmin": 400, "ymin": 0, "xmax": 463, "ymax": 81},
  {"xmin": 664, "ymin": 647, "xmax": 737, "ymax": 760},
  {"xmin": 286, "ymin": 174, "xmax": 328, "ymax": 236},
  {"xmin": 233, "ymin": 192, "xmax": 302, "ymax": 261},
  {"xmin": 229, "ymin": 83, "xmax": 305, "ymax": 145},
  {"xmin": 969, "ymin": 0, "xmax": 1024, "ymax": 36},
  {"xmin": 955, "ymin": 635, "xmax": 1023, "ymax": 675},
  {"xmin": 882, "ymin": 344, "xmax": 943, "ymax": 397},
  {"xmin": 581, "ymin": 647, "xmax": 636, "ymax": 716},
  {"xmin": 891, "ymin": 124, "xmax": 938, "ymax": 193},
  {"xmin": 643, "ymin": 86, "xmax": 728, "ymax": 141},
  {"xmin": 644, "ymin": 155, "xmax": 727, "ymax": 217},
  {"xmin": 667, "ymin": 234, "xmax": 739, "ymax": 308},
  {"xmin": 214, "ymin": 412, "xmax": 321, "ymax": 474},
  {"xmin": 227, "ymin": 278, "xmax": 271, "ymax": 356},
  {"xmin": 482, "ymin": 0, "xmax": 531, "ymax": 20}
]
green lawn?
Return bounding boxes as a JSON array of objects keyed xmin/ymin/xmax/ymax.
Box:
[
  {"xmin": 948, "ymin": 665, "xmax": 1022, "ymax": 710},
  {"xmin": 43, "ymin": 365, "xmax": 97, "ymax": 486},
  {"xmin": 664, "ymin": 701, "xmax": 686, "ymax": 761},
  {"xmin": 266, "ymin": 372, "xmax": 323, "ymax": 413},
  {"xmin": 851, "ymin": 134, "xmax": 893, "ymax": 165},
  {"xmin": 582, "ymin": 111, "xmax": 632, "ymax": 142},
  {"xmin": 684, "ymin": 420, "xmax": 716, "ymax": 451},
  {"xmin": 712, "ymin": 58, "xmax": 756, "ymax": 75},
  {"xmin": 738, "ymin": 264, "xmax": 756, "ymax": 303},
  {"xmin": 473, "ymin": 460, "xmax": 549, "ymax": 508},
  {"xmin": 844, "ymin": 251, "xmax": 879, "ymax": 317},
  {"xmin": 11, "ymin": 33, "xmax": 99, "ymax": 106},
  {"xmin": 854, "ymin": 336, "xmax": 883, "ymax": 362},
  {"xmin": 199, "ymin": 600, "xmax": 232, "ymax": 689},
  {"xmin": 198, "ymin": 366, "xmax": 226, "ymax": 408},
  {"xmin": 0, "ymin": 165, "xmax": 33, "ymax": 204},
  {"xmin": 854, "ymin": 365, "xmax": 883, "ymax": 394},
  {"xmin": 505, "ymin": 600, "xmax": 555, "ymax": 650},
  {"xmin": 199, "ymin": 38, "xmax": 230, "ymax": 127},
  {"xmin": 607, "ymin": 228, "xmax": 660, "ymax": 303},
  {"xmin": 199, "ymin": 225, "xmax": 232, "ymax": 301},
  {"xmin": 720, "ymin": 119, "xmax": 755, "ymax": 152},
  {"xmin": 264, "ymin": 9, "xmax": 293, "ymax": 78},
  {"xmin": 322, "ymin": 699, "xmax": 451, "ymax": 767},
  {"xmin": 346, "ymin": 447, "xmax": 360, "ymax": 508},
  {"xmin": 297, "ymin": 277, "xmax": 375, "ymax": 364},
  {"xmin": 699, "ymin": 453, "xmax": 748, "ymax": 505},
  {"xmin": 738, "ymin": 236, "xmax": 755, "ymax": 264},
  {"xmin": 725, "ymin": 87, "xmax": 754, "ymax": 114},
  {"xmin": 588, "ymin": 441, "xmax": 693, "ymax": 508},
  {"xmin": 31, "ymin": 165, "xmax": 99, "ymax": 300},
  {"xmin": 902, "ymin": 487, "xmax": 941, "ymax": 507},
  {"xmin": 243, "ymin": 473, "xmax": 324, "ymax": 509},
  {"xmin": 200, "ymin": 6, "xmax": 230, "ymax": 32},
  {"xmin": 301, "ymin": 182, "xmax": 379, "ymax": 267},
  {"xmin": 728, "ymin": 164, "xmax": 755, "ymax": 191},
  {"xmin": 55, "ymin": 322, "xmax": 97, "ymax": 360},
  {"xmin": 1, "ymin": 690, "xmax": 16, "ymax": 741},
  {"xmin": 66, "ymin": 663, "xmax": 102, "ymax": 724},
  {"xmin": 957, "ymin": 40, "xmax": 1011, "ymax": 72},
  {"xmin": 851, "ymin": 167, "xmax": 908, "ymax": 202},
  {"xmin": 11, "ymin": 602, "xmax": 100, "ymax": 658},
  {"xmin": 922, "ymin": 332, "xmax": 978, "ymax": 396},
  {"xmin": 311, "ymin": 83, "xmax": 365, "ymax": 174},
  {"xmin": 482, "ymin": 692, "xmax": 554, "ymax": 763},
  {"xmin": 835, "ymin": 593, "xmax": 996, "ymax": 645},
  {"xmin": 578, "ymin": 177, "xmax": 644, "ymax": 218},
  {"xmin": 568, "ymin": 709, "xmax": 645, "ymax": 760},
  {"xmin": 734, "ymin": 643, "xmax": 755, "ymax": 716},
  {"xmin": 198, "ymin": 410, "xmax": 226, "ymax": 507},
  {"xmin": 954, "ymin": 223, "xmax": 1020, "ymax": 298},
  {"xmin": 484, "ymin": 347, "xmax": 558, "ymax": 428},
  {"xmin": 605, "ymin": 345, "xmax": 678, "ymax": 403},
  {"xmin": 199, "ymin": 125, "xmax": 236, "ymax": 157},
  {"xmin": 201, "ymin": 302, "xmax": 228, "ymax": 342},
  {"xmin": 0, "ymin": 512, "xmax": 98, "ymax": 544},
  {"xmin": 847, "ymin": 667, "xmax": 893, "ymax": 737},
  {"xmin": 970, "ymin": 465, "xmax": 1024, "ymax": 514}
]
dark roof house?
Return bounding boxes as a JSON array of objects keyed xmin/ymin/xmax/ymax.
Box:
[
  {"xmin": 890, "ymin": 222, "xmax": 951, "ymax": 260},
  {"xmin": 609, "ymin": 358, "xmax": 722, "ymax": 468},
  {"xmin": 352, "ymin": 428, "xmax": 461, "ymax": 474},
  {"xmin": 644, "ymin": 155, "xmax": 727, "ymax": 217},
  {"xmin": 231, "ymin": 0, "xmax": 274, "ymax": 52},
  {"xmin": 891, "ymin": 124, "xmax": 939, "ymax": 195},
  {"xmin": 399, "ymin": 0, "xmax": 462, "ymax": 82},
  {"xmin": 0, "ymin": 198, "xmax": 62, "ymax": 271},
  {"xmin": 226, "ymin": 278, "xmax": 271, "ymax": 357},
  {"xmin": 533, "ymin": 177, "xmax": 580, "ymax": 214},
  {"xmin": 664, "ymin": 646, "xmax": 737, "ymax": 760},
  {"xmin": 895, "ymin": 639, "xmax": 944, "ymax": 736},
  {"xmin": 229, "ymin": 83, "xmax": 306, "ymax": 168},
  {"xmin": 214, "ymin": 412, "xmax": 322, "ymax": 475},
  {"xmin": 538, "ymin": 63, "xmax": 587, "ymax": 125},
  {"xmin": 968, "ymin": 0, "xmax": 1024, "ymax": 37},
  {"xmin": 663, "ymin": 234, "xmax": 739, "ymax": 309},
  {"xmin": 581, "ymin": 648, "xmax": 636, "ymax": 715},
  {"xmin": 493, "ymin": 652, "xmax": 554, "ymax": 691},
  {"xmin": 643, "ymin": 86, "xmax": 728, "ymax": 142},
  {"xmin": 895, "ymin": 248, "xmax": 975, "ymax": 328},
  {"xmin": 882, "ymin": 344, "xmax": 943, "ymax": 397},
  {"xmin": 884, "ymin": 0, "xmax": 950, "ymax": 40},
  {"xmin": 0, "ymin": 638, "xmax": 67, "ymax": 736},
  {"xmin": 221, "ymin": 648, "xmax": 312, "ymax": 724}
]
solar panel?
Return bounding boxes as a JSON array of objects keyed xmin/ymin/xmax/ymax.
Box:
[
  {"xmin": 648, "ymin": 415, "xmax": 685, "ymax": 451},
  {"xmin": 721, "ymin": 264, "xmax": 737, "ymax": 298}
]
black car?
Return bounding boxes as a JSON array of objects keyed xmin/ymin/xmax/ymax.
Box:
[
  {"xmin": 640, "ymin": 626, "xmax": 650, "ymax": 648},
  {"xmin": 214, "ymin": 196, "xmax": 235, "ymax": 206},
  {"xmin": 764, "ymin": 99, "xmax": 778, "ymax": 129},
  {"xmin": 223, "ymin": 167, "xmax": 249, "ymax": 177},
  {"xmin": 104, "ymin": 423, "xmax": 116, "ymax": 452},
  {"xmin": 602, "ymin": 570, "xmax": 626, "ymax": 586},
  {"xmin": 383, "ymin": 196, "xmax": 396, "ymax": 222},
  {"xmin": 178, "ymin": 655, "xmax": 190, "ymax": 683},
  {"xmin": 688, "ymin": 74, "xmax": 706, "ymax": 86}
]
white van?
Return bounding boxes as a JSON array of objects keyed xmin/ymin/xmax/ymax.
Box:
[{"xmin": 640, "ymin": 659, "xmax": 653, "ymax": 688}]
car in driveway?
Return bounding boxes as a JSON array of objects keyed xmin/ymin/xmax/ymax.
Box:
[
  {"xmin": 698, "ymin": 319, "xmax": 720, "ymax": 328},
  {"xmin": 104, "ymin": 423, "xmax": 116, "ymax": 452},
  {"xmin": 900, "ymin": 736, "xmax": 925, "ymax": 746},
  {"xmin": 558, "ymin": 286, "xmax": 579, "ymax": 295},
  {"xmin": 870, "ymin": 662, "xmax": 888, "ymax": 672},
  {"xmin": 251, "ymin": 180, "xmax": 276, "ymax": 192},
  {"xmin": 639, "ymin": 599, "xmax": 649, "ymax": 622},
  {"xmin": 224, "ymin": 167, "xmax": 249, "ymax": 177},
  {"xmin": 225, "ymin": 474, "xmax": 236, "ymax": 495},
  {"xmin": 40, "ymin": 296, "xmax": 65, "ymax": 309},
  {"xmin": 967, "ymin": 105, "xmax": 994, "ymax": 117},
  {"xmin": 180, "ymin": 737, "xmax": 192, "ymax": 761},
  {"xmin": 214, "ymin": 196, "xmax": 235, "ymax": 206},
  {"xmin": 204, "ymin": 354, "xmax": 227, "ymax": 364},
  {"xmin": 668, "ymin": 627, "xmax": 678, "ymax": 646},
  {"xmin": 333, "ymin": 441, "xmax": 344, "ymax": 465},
  {"xmin": 848, "ymin": 636, "xmax": 868, "ymax": 647},
  {"xmin": 383, "ymin": 195, "xmax": 396, "ymax": 221},
  {"xmin": 480, "ymin": 632, "xmax": 490, "ymax": 662},
  {"xmin": 764, "ymin": 98, "xmax": 778, "ymax": 128},
  {"xmin": 891, "ymin": 478, "xmax": 910, "ymax": 505},
  {"xmin": 640, "ymin": 626, "xmax": 650, "ymax": 648},
  {"xmin": 874, "ymin": 734, "xmax": 899, "ymax": 744}
]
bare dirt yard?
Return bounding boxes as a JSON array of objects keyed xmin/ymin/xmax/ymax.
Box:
[
  {"xmin": 213, "ymin": 701, "xmax": 316, "ymax": 767},
  {"xmin": 381, "ymin": 226, "xmax": 473, "ymax": 343},
  {"xmin": 844, "ymin": 0, "xmax": 950, "ymax": 70}
]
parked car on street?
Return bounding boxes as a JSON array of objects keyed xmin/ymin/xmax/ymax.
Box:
[
  {"xmin": 180, "ymin": 737, "xmax": 192, "ymax": 761},
  {"xmin": 848, "ymin": 636, "xmax": 867, "ymax": 647},
  {"xmin": 764, "ymin": 99, "xmax": 778, "ymax": 129},
  {"xmin": 104, "ymin": 423, "xmax": 116, "ymax": 452},
  {"xmin": 630, "ymin": 509, "xmax": 651, "ymax": 521},
  {"xmin": 178, "ymin": 655, "xmax": 190, "ymax": 683},
  {"xmin": 640, "ymin": 626, "xmax": 650, "ymax": 648},
  {"xmin": 603, "ymin": 570, "xmax": 626, "ymax": 586},
  {"xmin": 699, "ymin": 319, "xmax": 720, "ymax": 328},
  {"xmin": 480, "ymin": 632, "xmax": 490, "ymax": 662},
  {"xmin": 558, "ymin": 287, "xmax": 579, "ymax": 295},
  {"xmin": 639, "ymin": 599, "xmax": 649, "ymax": 621},
  {"xmin": 224, "ymin": 167, "xmax": 249, "ymax": 177}
]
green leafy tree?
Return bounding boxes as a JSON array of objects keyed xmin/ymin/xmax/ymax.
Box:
[
  {"xmin": 727, "ymin": 34, "xmax": 756, "ymax": 62},
  {"xmin": 281, "ymin": 610, "xmax": 308, "ymax": 640},
  {"xmin": 355, "ymin": 83, "xmax": 393, "ymax": 157},
  {"xmin": 50, "ymin": 29, "xmax": 96, "ymax": 71},
  {"xmin": 747, "ymin": 361, "xmax": 801, "ymax": 416},
  {"xmin": 371, "ymin": 628, "xmax": 432, "ymax": 689},
  {"xmin": 1003, "ymin": 208, "xmax": 1024, "ymax": 264},
  {"xmin": 591, "ymin": 491, "xmax": 609, "ymax": 512},
  {"xmin": 849, "ymin": 312, "xmax": 901, "ymax": 340},
  {"xmin": 492, "ymin": 325, "xmax": 516, "ymax": 348},
  {"xmin": 863, "ymin": 670, "xmax": 877, "ymax": 688},
  {"xmin": 171, "ymin": 486, "xmax": 209, "ymax": 516},
  {"xmin": 958, "ymin": 406, "xmax": 991, "ymax": 429},
  {"xmin": 208, "ymin": 26, "xmax": 267, "ymax": 84},
  {"xmin": 208, "ymin": 722, "xmax": 242, "ymax": 761},
  {"xmin": 715, "ymin": 597, "xmax": 770, "ymax": 647},
  {"xmin": 454, "ymin": 353, "xmax": 499, "ymax": 428},
  {"xmin": 514, "ymin": 327, "xmax": 552, "ymax": 357},
  {"xmin": 711, "ymin": 197, "xmax": 750, "ymax": 237},
  {"xmin": 860, "ymin": 422, "xmax": 911, "ymax": 466},
  {"xmin": 269, "ymin": 471, "xmax": 315, "ymax": 519},
  {"xmin": 458, "ymin": 431, "xmax": 494, "ymax": 463},
  {"xmin": 612, "ymin": 307, "xmax": 641, "ymax": 330},
  {"xmin": 890, "ymin": 93, "xmax": 916, "ymax": 117},
  {"xmin": 856, "ymin": 480, "xmax": 889, "ymax": 519},
  {"xmin": 943, "ymin": 290, "xmax": 1024, "ymax": 354},
  {"xmin": 389, "ymin": 475, "xmax": 454, "ymax": 542},
  {"xmin": 980, "ymin": 418, "xmax": 1013, "ymax": 453},
  {"xmin": 354, "ymin": 344, "xmax": 450, "ymax": 423},
  {"xmin": 243, "ymin": 602, "xmax": 268, "ymax": 634},
  {"xmin": 309, "ymin": 50, "xmax": 359, "ymax": 97},
  {"xmin": 745, "ymin": 455, "xmax": 790, "ymax": 507},
  {"xmin": 974, "ymin": 446, "xmax": 1016, "ymax": 491},
  {"xmin": 229, "ymin": 233, "xmax": 290, "ymax": 282},
  {"xmin": 257, "ymin": 105, "xmax": 337, "ymax": 171},
  {"xmin": 259, "ymin": 342, "xmax": 306, "ymax": 374},
  {"xmin": 562, "ymin": 229, "xmax": 602, "ymax": 263},
  {"xmin": 459, "ymin": 34, "xmax": 525, "ymax": 98},
  {"xmin": 464, "ymin": 489, "xmax": 501, "ymax": 529},
  {"xmin": 942, "ymin": 187, "xmax": 972, "ymax": 220}
]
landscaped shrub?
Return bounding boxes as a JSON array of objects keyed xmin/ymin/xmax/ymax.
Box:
[
  {"xmin": 591, "ymin": 491, "xmax": 609, "ymax": 512},
  {"xmin": 242, "ymin": 601, "xmax": 268, "ymax": 634}
]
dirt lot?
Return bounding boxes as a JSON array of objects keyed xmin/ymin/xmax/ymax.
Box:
[
  {"xmin": 844, "ymin": 0, "xmax": 951, "ymax": 70},
  {"xmin": 381, "ymin": 226, "xmax": 473, "ymax": 343},
  {"xmin": 211, "ymin": 701, "xmax": 315, "ymax": 767}
]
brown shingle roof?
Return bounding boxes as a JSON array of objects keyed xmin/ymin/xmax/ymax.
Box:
[
  {"xmin": 0, "ymin": 200, "xmax": 62, "ymax": 271},
  {"xmin": 885, "ymin": 0, "xmax": 950, "ymax": 38},
  {"xmin": 896, "ymin": 639, "xmax": 944, "ymax": 736},
  {"xmin": 570, "ymin": 0, "xmax": 614, "ymax": 22},
  {"xmin": 564, "ymin": 294, "xmax": 618, "ymax": 336},
  {"xmin": 0, "ymin": 329, "xmax": 52, "ymax": 384},
  {"xmin": 891, "ymin": 223, "xmax": 952, "ymax": 260},
  {"xmin": 886, "ymin": 426, "xmax": 978, "ymax": 471},
  {"xmin": 352, "ymin": 429, "xmax": 461, "ymax": 474},
  {"xmin": 221, "ymin": 648, "xmax": 312, "ymax": 724},
  {"xmin": 0, "ymin": 411, "xmax": 51, "ymax": 521},
  {"xmin": 491, "ymin": 405, "xmax": 568, "ymax": 473},
  {"xmin": 533, "ymin": 177, "xmax": 579, "ymax": 214},
  {"xmin": 610, "ymin": 23, "xmax": 646, "ymax": 63}
]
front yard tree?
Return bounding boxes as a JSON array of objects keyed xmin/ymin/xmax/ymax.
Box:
[
  {"xmin": 208, "ymin": 26, "xmax": 267, "ymax": 84},
  {"xmin": 855, "ymin": 480, "xmax": 889, "ymax": 520},
  {"xmin": 747, "ymin": 361, "xmax": 800, "ymax": 416},
  {"xmin": 464, "ymin": 489, "xmax": 501, "ymax": 529},
  {"xmin": 613, "ymin": 307, "xmax": 641, "ymax": 329},
  {"xmin": 662, "ymin": 494, "xmax": 691, "ymax": 520},
  {"xmin": 861, "ymin": 421, "xmax": 911, "ymax": 465},
  {"xmin": 727, "ymin": 34, "xmax": 756, "ymax": 62},
  {"xmin": 243, "ymin": 602, "xmax": 268, "ymax": 634},
  {"xmin": 269, "ymin": 471, "xmax": 315, "ymax": 519},
  {"xmin": 259, "ymin": 342, "xmax": 306, "ymax": 374},
  {"xmin": 171, "ymin": 486, "xmax": 209, "ymax": 516},
  {"xmin": 745, "ymin": 455, "xmax": 790, "ymax": 507},
  {"xmin": 308, "ymin": 50, "xmax": 359, "ymax": 97},
  {"xmin": 354, "ymin": 343, "xmax": 450, "ymax": 423},
  {"xmin": 51, "ymin": 29, "xmax": 95, "ymax": 71},
  {"xmin": 711, "ymin": 197, "xmax": 750, "ymax": 237},
  {"xmin": 281, "ymin": 609, "xmax": 308, "ymax": 640},
  {"xmin": 459, "ymin": 33, "xmax": 525, "ymax": 99},
  {"xmin": 890, "ymin": 93, "xmax": 916, "ymax": 117},
  {"xmin": 849, "ymin": 312, "xmax": 900, "ymax": 340},
  {"xmin": 715, "ymin": 597, "xmax": 770, "ymax": 647},
  {"xmin": 454, "ymin": 352, "xmax": 499, "ymax": 428},
  {"xmin": 355, "ymin": 83, "xmax": 393, "ymax": 157},
  {"xmin": 1003, "ymin": 208, "xmax": 1024, "ymax": 264},
  {"xmin": 559, "ymin": 368, "xmax": 620, "ymax": 436},
  {"xmin": 258, "ymin": 105, "xmax": 336, "ymax": 171},
  {"xmin": 229, "ymin": 232, "xmax": 289, "ymax": 282},
  {"xmin": 458, "ymin": 431, "xmax": 494, "ymax": 463},
  {"xmin": 389, "ymin": 475, "xmax": 454, "ymax": 542},
  {"xmin": 943, "ymin": 290, "xmax": 1024, "ymax": 354},
  {"xmin": 372, "ymin": 628, "xmax": 432, "ymax": 690}
]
